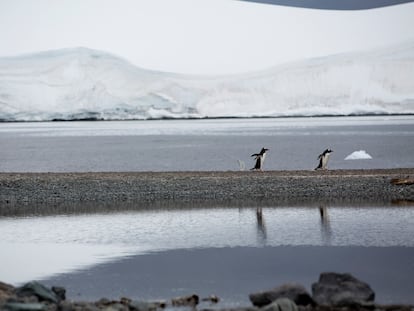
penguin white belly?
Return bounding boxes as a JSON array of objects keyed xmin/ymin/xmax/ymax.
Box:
[{"xmin": 322, "ymin": 154, "xmax": 330, "ymax": 169}]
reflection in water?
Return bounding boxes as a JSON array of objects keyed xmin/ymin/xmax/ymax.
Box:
[
  {"xmin": 2, "ymin": 206, "xmax": 414, "ymax": 285},
  {"xmin": 319, "ymin": 206, "xmax": 332, "ymax": 244},
  {"xmin": 255, "ymin": 207, "xmax": 333, "ymax": 246},
  {"xmin": 3, "ymin": 207, "xmax": 414, "ymax": 249},
  {"xmin": 256, "ymin": 207, "xmax": 267, "ymax": 245}
]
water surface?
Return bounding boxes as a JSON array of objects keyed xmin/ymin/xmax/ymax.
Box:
[
  {"xmin": 1, "ymin": 206, "xmax": 413, "ymax": 305},
  {"xmin": 0, "ymin": 116, "xmax": 413, "ymax": 171}
]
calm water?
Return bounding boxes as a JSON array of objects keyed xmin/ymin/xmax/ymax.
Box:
[
  {"xmin": 1, "ymin": 206, "xmax": 414, "ymax": 305},
  {"xmin": 1, "ymin": 116, "xmax": 414, "ymax": 305},
  {"xmin": 0, "ymin": 116, "xmax": 413, "ymax": 171}
]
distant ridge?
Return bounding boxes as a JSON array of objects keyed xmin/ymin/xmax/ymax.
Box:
[{"xmin": 239, "ymin": 0, "xmax": 414, "ymax": 10}]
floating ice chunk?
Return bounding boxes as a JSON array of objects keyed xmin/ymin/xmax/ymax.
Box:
[{"xmin": 345, "ymin": 150, "xmax": 373, "ymax": 160}]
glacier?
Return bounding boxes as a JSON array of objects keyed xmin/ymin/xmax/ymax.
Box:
[{"xmin": 0, "ymin": 42, "xmax": 414, "ymax": 121}]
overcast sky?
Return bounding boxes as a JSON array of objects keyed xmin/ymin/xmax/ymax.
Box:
[{"xmin": 1, "ymin": 0, "xmax": 414, "ymax": 74}]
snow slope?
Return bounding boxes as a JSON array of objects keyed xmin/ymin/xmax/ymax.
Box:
[{"xmin": 0, "ymin": 42, "xmax": 413, "ymax": 121}]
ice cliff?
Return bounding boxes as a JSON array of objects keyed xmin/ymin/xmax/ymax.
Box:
[{"xmin": 0, "ymin": 42, "xmax": 413, "ymax": 121}]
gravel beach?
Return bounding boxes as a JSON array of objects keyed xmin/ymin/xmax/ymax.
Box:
[
  {"xmin": 1, "ymin": 169, "xmax": 414, "ymax": 310},
  {"xmin": 1, "ymin": 169, "xmax": 413, "ymax": 216}
]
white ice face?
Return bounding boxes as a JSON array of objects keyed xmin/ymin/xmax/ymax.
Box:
[{"xmin": 0, "ymin": 40, "xmax": 414, "ymax": 121}]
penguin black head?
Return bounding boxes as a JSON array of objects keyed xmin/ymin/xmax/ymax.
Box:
[
  {"xmin": 260, "ymin": 148, "xmax": 269, "ymax": 154},
  {"xmin": 251, "ymin": 148, "xmax": 269, "ymax": 158}
]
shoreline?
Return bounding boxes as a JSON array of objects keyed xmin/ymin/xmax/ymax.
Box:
[
  {"xmin": 2, "ymin": 112, "xmax": 414, "ymax": 122},
  {"xmin": 3, "ymin": 246, "xmax": 414, "ymax": 310},
  {"xmin": 1, "ymin": 169, "xmax": 413, "ymax": 216}
]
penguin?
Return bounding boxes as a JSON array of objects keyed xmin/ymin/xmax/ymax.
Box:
[
  {"xmin": 315, "ymin": 149, "xmax": 333, "ymax": 170},
  {"xmin": 251, "ymin": 148, "xmax": 269, "ymax": 171}
]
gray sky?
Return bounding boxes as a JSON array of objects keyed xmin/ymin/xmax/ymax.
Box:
[{"xmin": 1, "ymin": 0, "xmax": 414, "ymax": 74}]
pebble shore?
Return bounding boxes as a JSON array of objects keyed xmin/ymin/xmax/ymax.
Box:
[
  {"xmin": 1, "ymin": 272, "xmax": 414, "ymax": 311},
  {"xmin": 1, "ymin": 169, "xmax": 413, "ymax": 215}
]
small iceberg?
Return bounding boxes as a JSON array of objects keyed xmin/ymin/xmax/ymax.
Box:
[{"xmin": 345, "ymin": 150, "xmax": 373, "ymax": 160}]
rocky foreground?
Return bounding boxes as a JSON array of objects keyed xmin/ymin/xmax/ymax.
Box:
[
  {"xmin": 1, "ymin": 169, "xmax": 414, "ymax": 216},
  {"xmin": 1, "ymin": 273, "xmax": 413, "ymax": 311}
]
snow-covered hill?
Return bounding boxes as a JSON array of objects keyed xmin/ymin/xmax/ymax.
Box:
[{"xmin": 0, "ymin": 42, "xmax": 413, "ymax": 121}]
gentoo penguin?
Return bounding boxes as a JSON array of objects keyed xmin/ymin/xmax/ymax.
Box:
[
  {"xmin": 251, "ymin": 148, "xmax": 269, "ymax": 171},
  {"xmin": 315, "ymin": 149, "xmax": 333, "ymax": 170}
]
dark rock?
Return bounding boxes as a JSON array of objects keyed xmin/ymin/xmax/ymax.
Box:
[
  {"xmin": 375, "ymin": 304, "xmax": 414, "ymax": 311},
  {"xmin": 95, "ymin": 298, "xmax": 111, "ymax": 306},
  {"xmin": 59, "ymin": 300, "xmax": 100, "ymax": 311},
  {"xmin": 261, "ymin": 298, "xmax": 298, "ymax": 311},
  {"xmin": 249, "ymin": 284, "xmax": 314, "ymax": 307},
  {"xmin": 129, "ymin": 301, "xmax": 165, "ymax": 311},
  {"xmin": 0, "ymin": 282, "xmax": 14, "ymax": 293},
  {"xmin": 16, "ymin": 282, "xmax": 59, "ymax": 304},
  {"xmin": 201, "ymin": 308, "xmax": 257, "ymax": 311},
  {"xmin": 201, "ymin": 295, "xmax": 220, "ymax": 304},
  {"xmin": 311, "ymin": 272, "xmax": 375, "ymax": 306},
  {"xmin": 171, "ymin": 294, "xmax": 199, "ymax": 307},
  {"xmin": 51, "ymin": 287, "xmax": 65, "ymax": 301},
  {"xmin": 119, "ymin": 297, "xmax": 131, "ymax": 305},
  {"xmin": 101, "ymin": 302, "xmax": 128, "ymax": 311},
  {"xmin": 0, "ymin": 281, "xmax": 15, "ymax": 303},
  {"xmin": 2, "ymin": 302, "xmax": 46, "ymax": 311},
  {"xmin": 62, "ymin": 301, "xmax": 100, "ymax": 311},
  {"xmin": 57, "ymin": 301, "xmax": 74, "ymax": 311},
  {"xmin": 94, "ymin": 298, "xmax": 130, "ymax": 311}
]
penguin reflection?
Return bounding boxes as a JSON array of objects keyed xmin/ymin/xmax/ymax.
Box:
[
  {"xmin": 319, "ymin": 206, "xmax": 332, "ymax": 244},
  {"xmin": 256, "ymin": 207, "xmax": 267, "ymax": 244}
]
